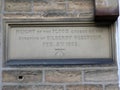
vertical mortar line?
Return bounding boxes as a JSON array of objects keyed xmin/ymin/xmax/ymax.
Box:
[
  {"xmin": 32, "ymin": 85, "xmax": 35, "ymax": 90},
  {"xmin": 2, "ymin": 0, "xmax": 5, "ymax": 14},
  {"xmin": 42, "ymin": 70, "xmax": 45, "ymax": 83},
  {"xmin": 65, "ymin": 0, "xmax": 68, "ymax": 15},
  {"xmin": 81, "ymin": 70, "xmax": 85, "ymax": 84},
  {"xmin": 102, "ymin": 84, "xmax": 105, "ymax": 90},
  {"xmin": 63, "ymin": 84, "xmax": 66, "ymax": 90},
  {"xmin": 31, "ymin": 0, "xmax": 34, "ymax": 13}
]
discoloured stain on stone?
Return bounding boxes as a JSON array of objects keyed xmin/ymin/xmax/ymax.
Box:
[
  {"xmin": 2, "ymin": 70, "xmax": 42, "ymax": 83},
  {"xmin": 85, "ymin": 70, "xmax": 118, "ymax": 81},
  {"xmin": 5, "ymin": 0, "xmax": 31, "ymax": 12}
]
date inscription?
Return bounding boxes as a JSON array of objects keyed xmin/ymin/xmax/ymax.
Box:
[{"xmin": 8, "ymin": 26, "xmax": 111, "ymax": 59}]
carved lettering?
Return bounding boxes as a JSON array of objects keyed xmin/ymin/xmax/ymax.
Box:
[{"xmin": 8, "ymin": 26, "xmax": 111, "ymax": 59}]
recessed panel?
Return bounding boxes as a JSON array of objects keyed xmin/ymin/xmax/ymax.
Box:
[{"xmin": 5, "ymin": 23, "xmax": 113, "ymax": 65}]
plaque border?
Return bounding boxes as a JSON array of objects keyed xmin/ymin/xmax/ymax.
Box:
[{"xmin": 3, "ymin": 20, "xmax": 116, "ymax": 66}]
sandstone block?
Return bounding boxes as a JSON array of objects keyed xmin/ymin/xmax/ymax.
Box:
[
  {"xmin": 5, "ymin": 0, "xmax": 31, "ymax": 12},
  {"xmin": 105, "ymin": 84, "xmax": 119, "ymax": 90},
  {"xmin": 2, "ymin": 70, "xmax": 42, "ymax": 83},
  {"xmin": 85, "ymin": 70, "xmax": 118, "ymax": 82},
  {"xmin": 45, "ymin": 70, "xmax": 82, "ymax": 83}
]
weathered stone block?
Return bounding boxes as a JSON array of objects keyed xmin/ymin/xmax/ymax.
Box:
[
  {"xmin": 33, "ymin": 0, "xmax": 93, "ymax": 19},
  {"xmin": 85, "ymin": 70, "xmax": 118, "ymax": 82},
  {"xmin": 105, "ymin": 84, "xmax": 119, "ymax": 90},
  {"xmin": 34, "ymin": 85, "xmax": 63, "ymax": 90},
  {"xmin": 33, "ymin": 0, "xmax": 66, "ymax": 12},
  {"xmin": 67, "ymin": 0, "xmax": 93, "ymax": 11},
  {"xmin": 67, "ymin": 85, "xmax": 103, "ymax": 90},
  {"xmin": 2, "ymin": 86, "xmax": 32, "ymax": 90},
  {"xmin": 2, "ymin": 70, "xmax": 42, "ymax": 83},
  {"xmin": 67, "ymin": 0, "xmax": 94, "ymax": 19},
  {"xmin": 5, "ymin": 0, "xmax": 31, "ymax": 12},
  {"xmin": 95, "ymin": 0, "xmax": 118, "ymax": 10},
  {"xmin": 45, "ymin": 70, "xmax": 82, "ymax": 83}
]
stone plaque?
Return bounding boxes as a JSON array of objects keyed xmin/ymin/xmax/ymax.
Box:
[{"xmin": 5, "ymin": 23, "xmax": 113, "ymax": 65}]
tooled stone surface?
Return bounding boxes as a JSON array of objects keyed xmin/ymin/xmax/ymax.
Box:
[
  {"xmin": 5, "ymin": 0, "xmax": 32, "ymax": 12},
  {"xmin": 84, "ymin": 70, "xmax": 118, "ymax": 81},
  {"xmin": 45, "ymin": 70, "xmax": 82, "ymax": 83},
  {"xmin": 33, "ymin": 0, "xmax": 94, "ymax": 20},
  {"xmin": 2, "ymin": 70, "xmax": 42, "ymax": 83}
]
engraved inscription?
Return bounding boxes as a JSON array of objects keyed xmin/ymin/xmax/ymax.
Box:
[{"xmin": 8, "ymin": 26, "xmax": 111, "ymax": 60}]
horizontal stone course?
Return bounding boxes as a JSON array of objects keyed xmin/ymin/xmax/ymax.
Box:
[
  {"xmin": 2, "ymin": 86, "xmax": 32, "ymax": 90},
  {"xmin": 34, "ymin": 85, "xmax": 63, "ymax": 90},
  {"xmin": 2, "ymin": 85, "xmax": 64, "ymax": 90},
  {"xmin": 33, "ymin": 0, "xmax": 93, "ymax": 20}
]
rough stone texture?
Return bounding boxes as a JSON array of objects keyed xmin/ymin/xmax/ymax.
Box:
[
  {"xmin": 2, "ymin": 86, "xmax": 32, "ymax": 90},
  {"xmin": 95, "ymin": 0, "xmax": 118, "ymax": 10},
  {"xmin": 4, "ymin": 14, "xmax": 36, "ymax": 19},
  {"xmin": 67, "ymin": 0, "xmax": 93, "ymax": 11},
  {"xmin": 5, "ymin": 0, "xmax": 32, "ymax": 12},
  {"xmin": 34, "ymin": 85, "xmax": 63, "ymax": 90},
  {"xmin": 2, "ymin": 70, "xmax": 42, "ymax": 83},
  {"xmin": 84, "ymin": 70, "xmax": 118, "ymax": 82},
  {"xmin": 1, "ymin": 0, "xmax": 119, "ymax": 90},
  {"xmin": 45, "ymin": 70, "xmax": 82, "ymax": 83},
  {"xmin": 33, "ymin": 0, "xmax": 94, "ymax": 19},
  {"xmin": 105, "ymin": 85, "xmax": 119, "ymax": 90},
  {"xmin": 67, "ymin": 85, "xmax": 103, "ymax": 90},
  {"xmin": 33, "ymin": 0, "xmax": 66, "ymax": 12},
  {"xmin": 2, "ymin": 85, "xmax": 64, "ymax": 90},
  {"xmin": 33, "ymin": 0, "xmax": 93, "ymax": 12}
]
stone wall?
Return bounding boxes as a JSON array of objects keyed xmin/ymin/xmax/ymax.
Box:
[{"xmin": 0, "ymin": 0, "xmax": 119, "ymax": 90}]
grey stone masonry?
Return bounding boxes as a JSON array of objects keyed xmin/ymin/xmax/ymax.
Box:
[{"xmin": 0, "ymin": 0, "xmax": 119, "ymax": 90}]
